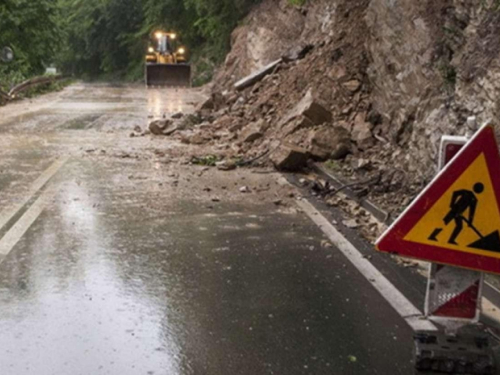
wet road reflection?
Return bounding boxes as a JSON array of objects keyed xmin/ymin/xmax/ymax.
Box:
[{"xmin": 0, "ymin": 159, "xmax": 413, "ymax": 375}]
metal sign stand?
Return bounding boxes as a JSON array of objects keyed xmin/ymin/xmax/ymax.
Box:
[{"xmin": 425, "ymin": 133, "xmax": 483, "ymax": 332}]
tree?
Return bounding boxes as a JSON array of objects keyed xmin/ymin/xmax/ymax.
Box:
[{"xmin": 0, "ymin": 0, "xmax": 61, "ymax": 87}]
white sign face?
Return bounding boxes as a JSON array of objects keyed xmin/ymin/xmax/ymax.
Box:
[{"xmin": 1, "ymin": 47, "xmax": 14, "ymax": 63}]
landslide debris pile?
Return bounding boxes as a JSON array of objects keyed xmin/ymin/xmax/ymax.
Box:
[
  {"xmin": 147, "ymin": 0, "xmax": 403, "ymax": 211},
  {"xmin": 147, "ymin": 0, "xmax": 500, "ymax": 214}
]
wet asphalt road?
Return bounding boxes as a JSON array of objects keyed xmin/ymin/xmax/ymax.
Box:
[{"xmin": 0, "ymin": 84, "xmax": 415, "ymax": 374}]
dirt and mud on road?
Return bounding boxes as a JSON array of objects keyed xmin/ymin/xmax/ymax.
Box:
[{"xmin": 0, "ymin": 83, "xmax": 306, "ymax": 208}]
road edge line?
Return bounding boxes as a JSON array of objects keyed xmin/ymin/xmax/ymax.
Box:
[
  {"xmin": 294, "ymin": 197, "xmax": 437, "ymax": 331},
  {"xmin": 0, "ymin": 183, "xmax": 59, "ymax": 262},
  {"xmin": 0, "ymin": 157, "xmax": 68, "ymax": 232}
]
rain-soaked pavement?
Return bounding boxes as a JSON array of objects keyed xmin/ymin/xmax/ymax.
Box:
[{"xmin": 0, "ymin": 83, "xmax": 415, "ymax": 374}]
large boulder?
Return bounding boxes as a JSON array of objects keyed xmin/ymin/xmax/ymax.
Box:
[
  {"xmin": 309, "ymin": 126, "xmax": 351, "ymax": 161},
  {"xmin": 271, "ymin": 143, "xmax": 309, "ymax": 171},
  {"xmin": 281, "ymin": 89, "xmax": 332, "ymax": 127}
]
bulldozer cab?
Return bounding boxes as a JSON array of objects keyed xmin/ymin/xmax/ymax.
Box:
[{"xmin": 145, "ymin": 31, "xmax": 191, "ymax": 87}]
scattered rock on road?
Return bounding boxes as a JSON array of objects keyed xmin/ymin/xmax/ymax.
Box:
[
  {"xmin": 271, "ymin": 144, "xmax": 309, "ymax": 171},
  {"xmin": 216, "ymin": 160, "xmax": 237, "ymax": 171},
  {"xmin": 149, "ymin": 119, "xmax": 178, "ymax": 136},
  {"xmin": 342, "ymin": 219, "xmax": 359, "ymax": 229}
]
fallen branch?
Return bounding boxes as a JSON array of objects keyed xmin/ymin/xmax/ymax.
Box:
[
  {"xmin": 0, "ymin": 88, "xmax": 10, "ymax": 102},
  {"xmin": 326, "ymin": 174, "xmax": 381, "ymax": 198},
  {"xmin": 8, "ymin": 74, "xmax": 66, "ymax": 97},
  {"xmin": 234, "ymin": 59, "xmax": 282, "ymax": 91}
]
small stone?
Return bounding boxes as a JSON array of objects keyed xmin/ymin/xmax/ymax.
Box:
[
  {"xmin": 149, "ymin": 119, "xmax": 172, "ymax": 135},
  {"xmin": 216, "ymin": 160, "xmax": 237, "ymax": 171},
  {"xmin": 351, "ymin": 113, "xmax": 374, "ymax": 150},
  {"xmin": 189, "ymin": 133, "xmax": 206, "ymax": 145},
  {"xmin": 240, "ymin": 119, "xmax": 266, "ymax": 143},
  {"xmin": 321, "ymin": 240, "xmax": 333, "ymax": 248},
  {"xmin": 342, "ymin": 219, "xmax": 359, "ymax": 229},
  {"xmin": 273, "ymin": 199, "xmax": 283, "ymax": 206},
  {"xmin": 342, "ymin": 80, "xmax": 361, "ymax": 93},
  {"xmin": 239, "ymin": 186, "xmax": 250, "ymax": 193}
]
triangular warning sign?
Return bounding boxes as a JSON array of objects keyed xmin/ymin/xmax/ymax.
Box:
[{"xmin": 376, "ymin": 125, "xmax": 500, "ymax": 275}]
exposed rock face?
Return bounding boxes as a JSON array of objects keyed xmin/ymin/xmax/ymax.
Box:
[
  {"xmin": 365, "ymin": 0, "xmax": 500, "ymax": 179},
  {"xmin": 212, "ymin": 1, "xmax": 306, "ymax": 90}
]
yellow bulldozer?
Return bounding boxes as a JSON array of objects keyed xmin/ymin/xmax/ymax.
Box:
[{"xmin": 145, "ymin": 31, "xmax": 191, "ymax": 87}]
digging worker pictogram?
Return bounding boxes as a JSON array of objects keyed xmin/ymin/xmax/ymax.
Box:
[{"xmin": 429, "ymin": 183, "xmax": 484, "ymax": 245}]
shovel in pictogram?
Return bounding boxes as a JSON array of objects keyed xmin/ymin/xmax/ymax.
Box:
[{"xmin": 462, "ymin": 217, "xmax": 500, "ymax": 253}]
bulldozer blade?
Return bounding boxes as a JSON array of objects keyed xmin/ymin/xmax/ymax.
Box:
[
  {"xmin": 146, "ymin": 64, "xmax": 191, "ymax": 87},
  {"xmin": 468, "ymin": 231, "xmax": 500, "ymax": 253}
]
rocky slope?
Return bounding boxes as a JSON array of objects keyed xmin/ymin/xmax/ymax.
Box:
[{"xmin": 152, "ymin": 0, "xmax": 500, "ymax": 216}]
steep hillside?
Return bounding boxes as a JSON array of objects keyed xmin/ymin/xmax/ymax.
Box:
[{"xmin": 161, "ymin": 0, "xmax": 500, "ymax": 215}]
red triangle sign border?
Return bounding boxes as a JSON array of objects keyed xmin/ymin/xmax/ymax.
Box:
[{"xmin": 376, "ymin": 124, "xmax": 500, "ymax": 274}]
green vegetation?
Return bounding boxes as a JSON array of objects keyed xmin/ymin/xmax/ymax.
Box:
[
  {"xmin": 191, "ymin": 154, "xmax": 220, "ymax": 166},
  {"xmin": 0, "ymin": 0, "xmax": 261, "ymax": 89},
  {"xmin": 0, "ymin": 0, "xmax": 61, "ymax": 91},
  {"xmin": 324, "ymin": 159, "xmax": 340, "ymax": 171},
  {"xmin": 288, "ymin": 0, "xmax": 306, "ymax": 6}
]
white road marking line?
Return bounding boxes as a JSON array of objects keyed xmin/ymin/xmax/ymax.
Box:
[
  {"xmin": 294, "ymin": 197, "xmax": 437, "ymax": 331},
  {"xmin": 482, "ymin": 298, "xmax": 500, "ymax": 324},
  {"xmin": 486, "ymin": 281, "xmax": 500, "ymax": 295},
  {"xmin": 0, "ymin": 183, "xmax": 58, "ymax": 259},
  {"xmin": 0, "ymin": 157, "xmax": 68, "ymax": 232}
]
